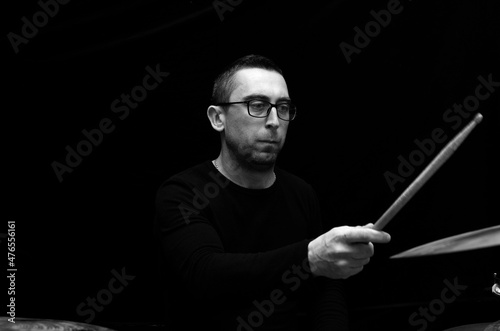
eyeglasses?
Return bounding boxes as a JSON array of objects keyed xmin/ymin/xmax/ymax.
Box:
[{"xmin": 215, "ymin": 100, "xmax": 297, "ymax": 121}]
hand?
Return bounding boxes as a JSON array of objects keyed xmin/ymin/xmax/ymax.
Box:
[{"xmin": 307, "ymin": 223, "xmax": 391, "ymax": 279}]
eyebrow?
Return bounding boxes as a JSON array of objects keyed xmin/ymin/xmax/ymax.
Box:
[{"xmin": 241, "ymin": 94, "xmax": 292, "ymax": 103}]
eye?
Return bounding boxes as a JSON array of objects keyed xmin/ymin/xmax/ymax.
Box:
[
  {"xmin": 276, "ymin": 103, "xmax": 290, "ymax": 114},
  {"xmin": 249, "ymin": 100, "xmax": 269, "ymax": 112}
]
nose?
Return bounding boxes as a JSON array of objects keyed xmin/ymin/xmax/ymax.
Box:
[{"xmin": 265, "ymin": 106, "xmax": 280, "ymax": 128}]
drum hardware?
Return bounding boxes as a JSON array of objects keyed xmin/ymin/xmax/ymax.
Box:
[{"xmin": 493, "ymin": 273, "xmax": 500, "ymax": 297}]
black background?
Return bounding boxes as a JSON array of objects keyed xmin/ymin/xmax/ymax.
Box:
[{"xmin": 3, "ymin": 0, "xmax": 500, "ymax": 330}]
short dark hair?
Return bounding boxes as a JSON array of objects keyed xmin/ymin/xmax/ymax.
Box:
[{"xmin": 211, "ymin": 54, "xmax": 284, "ymax": 104}]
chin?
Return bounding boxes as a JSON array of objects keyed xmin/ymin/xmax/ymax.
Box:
[
  {"xmin": 250, "ymin": 162, "xmax": 275, "ymax": 172},
  {"xmin": 249, "ymin": 154, "xmax": 277, "ymax": 170}
]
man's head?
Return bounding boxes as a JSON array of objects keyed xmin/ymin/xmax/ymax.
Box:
[
  {"xmin": 211, "ymin": 54, "xmax": 284, "ymax": 105},
  {"xmin": 207, "ymin": 55, "xmax": 294, "ymax": 172}
]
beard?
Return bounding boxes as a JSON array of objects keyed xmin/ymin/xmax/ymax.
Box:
[{"xmin": 225, "ymin": 137, "xmax": 281, "ymax": 172}]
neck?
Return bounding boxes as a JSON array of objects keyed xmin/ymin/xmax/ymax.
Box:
[{"xmin": 214, "ymin": 153, "xmax": 276, "ymax": 189}]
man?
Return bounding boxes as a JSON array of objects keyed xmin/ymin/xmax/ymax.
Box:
[{"xmin": 154, "ymin": 54, "xmax": 391, "ymax": 330}]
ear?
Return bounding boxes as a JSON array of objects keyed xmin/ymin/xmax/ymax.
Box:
[{"xmin": 207, "ymin": 105, "xmax": 225, "ymax": 132}]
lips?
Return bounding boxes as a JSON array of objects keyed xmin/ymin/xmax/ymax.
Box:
[{"xmin": 259, "ymin": 138, "xmax": 279, "ymax": 143}]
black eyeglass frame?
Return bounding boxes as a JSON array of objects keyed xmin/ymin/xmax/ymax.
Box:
[{"xmin": 215, "ymin": 100, "xmax": 297, "ymax": 121}]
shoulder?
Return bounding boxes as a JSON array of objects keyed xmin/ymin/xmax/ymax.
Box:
[
  {"xmin": 169, "ymin": 160, "xmax": 213, "ymax": 182},
  {"xmin": 156, "ymin": 160, "xmax": 214, "ymax": 196}
]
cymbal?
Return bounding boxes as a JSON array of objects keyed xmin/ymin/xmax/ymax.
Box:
[
  {"xmin": 442, "ymin": 320, "xmax": 500, "ymax": 331},
  {"xmin": 391, "ymin": 224, "xmax": 500, "ymax": 258},
  {"xmin": 0, "ymin": 317, "xmax": 116, "ymax": 330}
]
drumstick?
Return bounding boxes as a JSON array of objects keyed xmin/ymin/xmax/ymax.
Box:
[{"xmin": 373, "ymin": 113, "xmax": 483, "ymax": 230}]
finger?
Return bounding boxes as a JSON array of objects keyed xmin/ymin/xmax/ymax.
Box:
[
  {"xmin": 344, "ymin": 227, "xmax": 391, "ymax": 244},
  {"xmin": 351, "ymin": 242, "xmax": 375, "ymax": 259},
  {"xmin": 350, "ymin": 257, "xmax": 371, "ymax": 267}
]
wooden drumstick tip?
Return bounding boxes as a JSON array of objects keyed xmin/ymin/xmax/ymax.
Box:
[{"xmin": 474, "ymin": 113, "xmax": 483, "ymax": 124}]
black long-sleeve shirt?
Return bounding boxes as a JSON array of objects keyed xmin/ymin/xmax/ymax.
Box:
[{"xmin": 154, "ymin": 160, "xmax": 348, "ymax": 330}]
